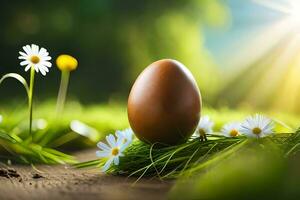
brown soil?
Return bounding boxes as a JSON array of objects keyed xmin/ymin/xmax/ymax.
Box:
[{"xmin": 0, "ymin": 149, "xmax": 172, "ymax": 200}]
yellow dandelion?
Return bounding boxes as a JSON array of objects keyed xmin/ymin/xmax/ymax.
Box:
[
  {"xmin": 56, "ymin": 54, "xmax": 78, "ymax": 115},
  {"xmin": 56, "ymin": 54, "xmax": 78, "ymax": 71}
]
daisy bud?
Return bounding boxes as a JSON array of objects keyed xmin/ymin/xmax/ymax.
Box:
[{"xmin": 56, "ymin": 54, "xmax": 78, "ymax": 71}]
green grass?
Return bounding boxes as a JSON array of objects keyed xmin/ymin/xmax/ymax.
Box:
[
  {"xmin": 1, "ymin": 100, "xmax": 300, "ymax": 167},
  {"xmin": 0, "ymin": 130, "xmax": 76, "ymax": 164},
  {"xmin": 0, "ymin": 100, "xmax": 128, "ymax": 164},
  {"xmin": 169, "ymin": 131, "xmax": 300, "ymax": 199},
  {"xmin": 75, "ymin": 132, "xmax": 300, "ymax": 179},
  {"xmin": 74, "ymin": 106, "xmax": 300, "ymax": 177},
  {"xmin": 169, "ymin": 140, "xmax": 287, "ymax": 199}
]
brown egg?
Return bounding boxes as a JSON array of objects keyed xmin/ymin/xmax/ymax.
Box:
[{"xmin": 127, "ymin": 59, "xmax": 202, "ymax": 145}]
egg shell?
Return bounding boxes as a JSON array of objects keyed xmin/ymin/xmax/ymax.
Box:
[{"xmin": 128, "ymin": 59, "xmax": 201, "ymax": 145}]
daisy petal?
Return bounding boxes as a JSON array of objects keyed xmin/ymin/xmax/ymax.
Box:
[
  {"xmin": 96, "ymin": 151, "xmax": 110, "ymax": 158},
  {"xmin": 19, "ymin": 51, "xmax": 27, "ymax": 57},
  {"xmin": 196, "ymin": 115, "xmax": 214, "ymax": 135},
  {"xmin": 39, "ymin": 65, "xmax": 49, "ymax": 73},
  {"xmin": 39, "ymin": 47, "xmax": 49, "ymax": 56},
  {"xmin": 43, "ymin": 56, "xmax": 51, "ymax": 61},
  {"xmin": 97, "ymin": 142, "xmax": 111, "ymax": 151},
  {"xmin": 40, "ymin": 68, "xmax": 46, "ymax": 76},
  {"xmin": 18, "ymin": 56, "xmax": 27, "ymax": 59},
  {"xmin": 116, "ymin": 135, "xmax": 124, "ymax": 146},
  {"xmin": 106, "ymin": 134, "xmax": 116, "ymax": 147},
  {"xmin": 102, "ymin": 157, "xmax": 113, "ymax": 172},
  {"xmin": 22, "ymin": 45, "xmax": 31, "ymax": 55},
  {"xmin": 113, "ymin": 156, "xmax": 119, "ymax": 165},
  {"xmin": 34, "ymin": 65, "xmax": 39, "ymax": 72},
  {"xmin": 42, "ymin": 61, "xmax": 52, "ymax": 68},
  {"xmin": 20, "ymin": 60, "xmax": 30, "ymax": 66},
  {"xmin": 120, "ymin": 144, "xmax": 127, "ymax": 152},
  {"xmin": 24, "ymin": 65, "xmax": 31, "ymax": 71},
  {"xmin": 31, "ymin": 44, "xmax": 39, "ymax": 54}
]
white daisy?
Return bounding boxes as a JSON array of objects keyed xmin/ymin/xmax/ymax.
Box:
[
  {"xmin": 195, "ymin": 116, "xmax": 214, "ymax": 141},
  {"xmin": 221, "ymin": 122, "xmax": 241, "ymax": 137},
  {"xmin": 115, "ymin": 128, "xmax": 134, "ymax": 147},
  {"xmin": 196, "ymin": 115, "xmax": 214, "ymax": 136},
  {"xmin": 96, "ymin": 134, "xmax": 126, "ymax": 172},
  {"xmin": 240, "ymin": 114, "xmax": 274, "ymax": 138},
  {"xmin": 0, "ymin": 115, "xmax": 2, "ymax": 124},
  {"xmin": 18, "ymin": 44, "xmax": 52, "ymax": 76}
]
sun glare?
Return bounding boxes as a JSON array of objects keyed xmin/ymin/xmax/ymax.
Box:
[
  {"xmin": 253, "ymin": 0, "xmax": 300, "ymax": 26},
  {"xmin": 289, "ymin": 1, "xmax": 300, "ymax": 24},
  {"xmin": 220, "ymin": 0, "xmax": 300, "ymax": 112}
]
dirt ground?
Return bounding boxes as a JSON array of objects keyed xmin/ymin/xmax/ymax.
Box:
[{"xmin": 0, "ymin": 149, "xmax": 172, "ymax": 200}]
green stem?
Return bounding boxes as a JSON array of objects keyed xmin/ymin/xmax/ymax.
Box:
[
  {"xmin": 28, "ymin": 66, "xmax": 35, "ymax": 142},
  {"xmin": 56, "ymin": 70, "xmax": 70, "ymax": 115}
]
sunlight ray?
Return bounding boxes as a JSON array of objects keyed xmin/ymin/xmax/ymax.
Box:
[
  {"xmin": 271, "ymin": 35, "xmax": 300, "ymax": 112},
  {"xmin": 245, "ymin": 34, "xmax": 300, "ymax": 108},
  {"xmin": 252, "ymin": 0, "xmax": 291, "ymax": 14},
  {"xmin": 217, "ymin": 0, "xmax": 300, "ymax": 112},
  {"xmin": 221, "ymin": 17, "xmax": 295, "ymax": 80}
]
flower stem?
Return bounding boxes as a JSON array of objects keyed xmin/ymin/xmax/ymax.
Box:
[
  {"xmin": 56, "ymin": 70, "xmax": 70, "ymax": 115},
  {"xmin": 28, "ymin": 66, "xmax": 35, "ymax": 142}
]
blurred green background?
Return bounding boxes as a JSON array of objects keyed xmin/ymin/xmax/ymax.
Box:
[
  {"xmin": 0, "ymin": 0, "xmax": 227, "ymax": 103},
  {"xmin": 1, "ymin": 0, "xmax": 300, "ymax": 114}
]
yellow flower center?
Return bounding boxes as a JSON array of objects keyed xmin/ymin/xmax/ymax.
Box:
[
  {"xmin": 229, "ymin": 129, "xmax": 239, "ymax": 137},
  {"xmin": 198, "ymin": 129, "xmax": 206, "ymax": 136},
  {"xmin": 30, "ymin": 56, "xmax": 40, "ymax": 64},
  {"xmin": 252, "ymin": 127, "xmax": 262, "ymax": 135},
  {"xmin": 56, "ymin": 54, "xmax": 78, "ymax": 71},
  {"xmin": 111, "ymin": 148, "xmax": 119, "ymax": 156}
]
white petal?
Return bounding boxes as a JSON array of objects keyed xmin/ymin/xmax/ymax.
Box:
[
  {"xmin": 24, "ymin": 65, "xmax": 31, "ymax": 71},
  {"xmin": 39, "ymin": 68, "xmax": 46, "ymax": 76},
  {"xmin": 102, "ymin": 157, "xmax": 113, "ymax": 172},
  {"xmin": 197, "ymin": 115, "xmax": 214, "ymax": 132},
  {"xmin": 43, "ymin": 56, "xmax": 51, "ymax": 61},
  {"xmin": 43, "ymin": 65, "xmax": 50, "ymax": 72},
  {"xmin": 18, "ymin": 56, "xmax": 27, "ymax": 60},
  {"xmin": 113, "ymin": 156, "xmax": 119, "ymax": 165},
  {"xmin": 34, "ymin": 65, "xmax": 39, "ymax": 72},
  {"xmin": 97, "ymin": 142, "xmax": 111, "ymax": 151},
  {"xmin": 42, "ymin": 61, "xmax": 52, "ymax": 68},
  {"xmin": 116, "ymin": 135, "xmax": 124, "ymax": 146},
  {"xmin": 245, "ymin": 132, "xmax": 256, "ymax": 138},
  {"xmin": 119, "ymin": 144, "xmax": 128, "ymax": 152},
  {"xmin": 19, "ymin": 51, "xmax": 28, "ymax": 57},
  {"xmin": 20, "ymin": 60, "xmax": 30, "ymax": 66},
  {"xmin": 23, "ymin": 45, "xmax": 32, "ymax": 55},
  {"xmin": 96, "ymin": 151, "xmax": 110, "ymax": 158},
  {"xmin": 38, "ymin": 64, "xmax": 49, "ymax": 73},
  {"xmin": 124, "ymin": 140, "xmax": 132, "ymax": 148},
  {"xmin": 39, "ymin": 47, "xmax": 49, "ymax": 56},
  {"xmin": 106, "ymin": 134, "xmax": 116, "ymax": 147},
  {"xmin": 39, "ymin": 47, "xmax": 46, "ymax": 54},
  {"xmin": 115, "ymin": 131, "xmax": 122, "ymax": 138},
  {"xmin": 31, "ymin": 44, "xmax": 39, "ymax": 54}
]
